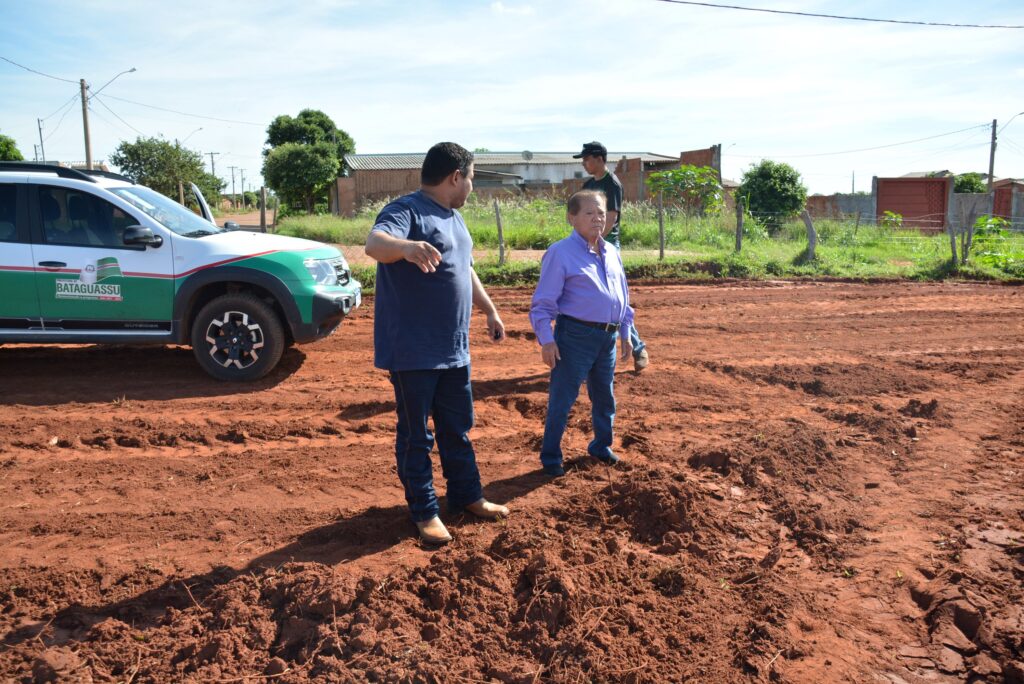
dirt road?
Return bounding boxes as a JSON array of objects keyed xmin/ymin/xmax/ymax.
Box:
[{"xmin": 1, "ymin": 281, "xmax": 1022, "ymax": 682}]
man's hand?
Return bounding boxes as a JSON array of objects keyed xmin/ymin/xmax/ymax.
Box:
[
  {"xmin": 541, "ymin": 342, "xmax": 561, "ymax": 369},
  {"xmin": 486, "ymin": 312, "xmax": 505, "ymax": 343},
  {"xmin": 620, "ymin": 335, "xmax": 633, "ymax": 362},
  {"xmin": 402, "ymin": 241, "xmax": 442, "ymax": 273}
]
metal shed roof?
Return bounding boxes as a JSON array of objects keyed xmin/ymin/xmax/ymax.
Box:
[{"xmin": 345, "ymin": 151, "xmax": 679, "ymax": 171}]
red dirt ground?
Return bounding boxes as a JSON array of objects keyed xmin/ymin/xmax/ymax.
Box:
[{"xmin": 1, "ymin": 281, "xmax": 1022, "ymax": 683}]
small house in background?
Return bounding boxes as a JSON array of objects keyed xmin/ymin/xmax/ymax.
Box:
[
  {"xmin": 333, "ymin": 146, "xmax": 721, "ymax": 216},
  {"xmin": 994, "ymin": 178, "xmax": 1024, "ymax": 221}
]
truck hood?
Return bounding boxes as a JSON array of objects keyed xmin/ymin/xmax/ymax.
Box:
[{"xmin": 196, "ymin": 230, "xmax": 334, "ymax": 254}]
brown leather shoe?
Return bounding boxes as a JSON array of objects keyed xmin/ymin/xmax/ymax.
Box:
[
  {"xmin": 416, "ymin": 516, "xmax": 453, "ymax": 545},
  {"xmin": 464, "ymin": 498, "xmax": 509, "ymax": 520}
]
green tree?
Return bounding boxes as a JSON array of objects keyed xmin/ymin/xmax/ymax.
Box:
[
  {"xmin": 736, "ymin": 160, "xmax": 807, "ymax": 232},
  {"xmin": 645, "ymin": 164, "xmax": 723, "ymax": 216},
  {"xmin": 110, "ymin": 137, "xmax": 223, "ymax": 201},
  {"xmin": 0, "ymin": 132, "xmax": 24, "ymax": 161},
  {"xmin": 265, "ymin": 109, "xmax": 354, "ymax": 176},
  {"xmin": 262, "ymin": 142, "xmax": 338, "ymax": 213},
  {"xmin": 954, "ymin": 172, "xmax": 986, "ymax": 194}
]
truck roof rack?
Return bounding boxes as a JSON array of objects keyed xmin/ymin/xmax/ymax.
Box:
[
  {"xmin": 81, "ymin": 169, "xmax": 135, "ymax": 184},
  {"xmin": 0, "ymin": 162, "xmax": 97, "ymax": 183}
]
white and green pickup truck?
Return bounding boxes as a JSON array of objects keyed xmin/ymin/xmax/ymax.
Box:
[{"xmin": 0, "ymin": 162, "xmax": 361, "ymax": 381}]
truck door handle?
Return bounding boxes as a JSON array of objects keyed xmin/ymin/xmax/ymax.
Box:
[{"xmin": 38, "ymin": 261, "xmax": 67, "ymax": 268}]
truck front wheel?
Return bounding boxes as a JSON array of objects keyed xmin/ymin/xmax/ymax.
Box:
[{"xmin": 191, "ymin": 293, "xmax": 285, "ymax": 381}]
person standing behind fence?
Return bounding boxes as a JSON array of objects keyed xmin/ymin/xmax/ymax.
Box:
[
  {"xmin": 364, "ymin": 142, "xmax": 510, "ymax": 545},
  {"xmin": 575, "ymin": 140, "xmax": 649, "ymax": 371},
  {"xmin": 529, "ymin": 190, "xmax": 634, "ymax": 477}
]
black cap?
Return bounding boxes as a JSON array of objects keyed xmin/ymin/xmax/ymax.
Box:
[{"xmin": 572, "ymin": 141, "xmax": 607, "ymax": 159}]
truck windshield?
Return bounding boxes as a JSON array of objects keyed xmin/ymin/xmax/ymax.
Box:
[{"xmin": 110, "ymin": 186, "xmax": 223, "ymax": 237}]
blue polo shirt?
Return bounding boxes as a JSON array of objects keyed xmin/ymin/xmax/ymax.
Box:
[{"xmin": 371, "ymin": 190, "xmax": 474, "ymax": 371}]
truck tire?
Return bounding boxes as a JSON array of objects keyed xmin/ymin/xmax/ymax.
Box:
[{"xmin": 191, "ymin": 293, "xmax": 285, "ymax": 381}]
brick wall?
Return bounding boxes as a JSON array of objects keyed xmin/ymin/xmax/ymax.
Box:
[{"xmin": 876, "ymin": 177, "xmax": 951, "ymax": 231}]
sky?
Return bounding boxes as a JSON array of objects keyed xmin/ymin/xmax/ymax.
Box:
[{"xmin": 1, "ymin": 0, "xmax": 1023, "ymax": 195}]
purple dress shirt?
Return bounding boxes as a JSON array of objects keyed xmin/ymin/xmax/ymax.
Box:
[{"xmin": 529, "ymin": 230, "xmax": 634, "ymax": 346}]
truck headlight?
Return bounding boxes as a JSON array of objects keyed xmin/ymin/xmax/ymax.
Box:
[{"xmin": 304, "ymin": 258, "xmax": 339, "ymax": 286}]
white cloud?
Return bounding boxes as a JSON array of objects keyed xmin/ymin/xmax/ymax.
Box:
[{"xmin": 2, "ymin": 0, "xmax": 1022, "ymax": 193}]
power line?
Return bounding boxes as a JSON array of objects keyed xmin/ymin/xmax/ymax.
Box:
[
  {"xmin": 652, "ymin": 0, "xmax": 1024, "ymax": 28},
  {"xmin": 726, "ymin": 123, "xmax": 991, "ymax": 159},
  {"xmin": 43, "ymin": 94, "xmax": 80, "ymax": 142},
  {"xmin": 101, "ymin": 94, "xmax": 263, "ymax": 126},
  {"xmin": 41, "ymin": 92, "xmax": 81, "ymax": 121},
  {"xmin": 0, "ymin": 55, "xmax": 78, "ymax": 83},
  {"xmin": 91, "ymin": 95, "xmax": 145, "ymax": 136}
]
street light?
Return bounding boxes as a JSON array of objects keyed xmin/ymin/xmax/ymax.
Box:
[
  {"xmin": 90, "ymin": 67, "xmax": 137, "ymax": 100},
  {"xmin": 998, "ymin": 111, "xmax": 1024, "ymax": 134},
  {"xmin": 81, "ymin": 67, "xmax": 136, "ymax": 170},
  {"xmin": 181, "ymin": 127, "xmax": 203, "ymax": 145}
]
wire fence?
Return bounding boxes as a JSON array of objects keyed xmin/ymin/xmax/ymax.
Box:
[{"xmin": 284, "ymin": 195, "xmax": 1024, "ymax": 277}]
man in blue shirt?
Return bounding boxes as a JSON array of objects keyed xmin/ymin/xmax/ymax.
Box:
[
  {"xmin": 529, "ymin": 190, "xmax": 635, "ymax": 477},
  {"xmin": 575, "ymin": 141, "xmax": 649, "ymax": 371},
  {"xmin": 365, "ymin": 142, "xmax": 509, "ymax": 544}
]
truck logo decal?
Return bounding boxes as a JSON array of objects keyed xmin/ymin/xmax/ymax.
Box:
[{"xmin": 56, "ymin": 257, "xmax": 123, "ymax": 302}]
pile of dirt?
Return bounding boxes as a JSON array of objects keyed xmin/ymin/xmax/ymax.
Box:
[{"xmin": 3, "ymin": 462, "xmax": 797, "ymax": 683}]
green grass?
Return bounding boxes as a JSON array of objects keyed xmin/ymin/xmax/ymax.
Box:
[{"xmin": 281, "ymin": 196, "xmax": 1024, "ymax": 287}]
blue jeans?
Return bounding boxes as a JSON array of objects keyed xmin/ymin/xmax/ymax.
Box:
[
  {"xmin": 389, "ymin": 365, "xmax": 483, "ymax": 522},
  {"xmin": 539, "ymin": 316, "xmax": 618, "ymax": 468}
]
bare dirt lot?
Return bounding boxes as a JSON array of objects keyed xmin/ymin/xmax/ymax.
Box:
[{"xmin": 1, "ymin": 281, "xmax": 1022, "ymax": 683}]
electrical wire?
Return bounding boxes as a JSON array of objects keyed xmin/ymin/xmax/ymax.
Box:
[
  {"xmin": 725, "ymin": 123, "xmax": 991, "ymax": 160},
  {"xmin": 41, "ymin": 92, "xmax": 81, "ymax": 121},
  {"xmin": 0, "ymin": 55, "xmax": 78, "ymax": 83},
  {"xmin": 101, "ymin": 94, "xmax": 263, "ymax": 126},
  {"xmin": 652, "ymin": 0, "xmax": 1024, "ymax": 29},
  {"xmin": 91, "ymin": 95, "xmax": 145, "ymax": 136},
  {"xmin": 43, "ymin": 94, "xmax": 80, "ymax": 142}
]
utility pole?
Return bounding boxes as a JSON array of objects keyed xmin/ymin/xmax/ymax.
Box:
[
  {"xmin": 207, "ymin": 151, "xmax": 219, "ymax": 177},
  {"xmin": 228, "ymin": 166, "xmax": 238, "ymax": 209},
  {"xmin": 80, "ymin": 79, "xmax": 92, "ymax": 170},
  {"xmin": 37, "ymin": 118, "xmax": 46, "ymax": 163},
  {"xmin": 851, "ymin": 171, "xmax": 855, "ymax": 194},
  {"xmin": 239, "ymin": 170, "xmax": 246, "ymax": 210},
  {"xmin": 33, "ymin": 144, "xmax": 40, "ymax": 162},
  {"xmin": 987, "ymin": 118, "xmax": 997, "ymax": 192}
]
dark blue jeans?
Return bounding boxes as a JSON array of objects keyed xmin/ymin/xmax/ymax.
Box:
[
  {"xmin": 389, "ymin": 365, "xmax": 483, "ymax": 522},
  {"xmin": 539, "ymin": 316, "xmax": 618, "ymax": 468}
]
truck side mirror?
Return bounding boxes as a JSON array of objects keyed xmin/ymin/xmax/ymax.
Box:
[{"xmin": 122, "ymin": 225, "xmax": 163, "ymax": 247}]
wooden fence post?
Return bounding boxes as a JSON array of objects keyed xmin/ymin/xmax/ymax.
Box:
[
  {"xmin": 493, "ymin": 199, "xmax": 505, "ymax": 266},
  {"xmin": 800, "ymin": 210, "xmax": 817, "ymax": 261},
  {"xmin": 853, "ymin": 211, "xmax": 861, "ymax": 235},
  {"xmin": 178, "ymin": 180, "xmax": 185, "ymax": 206},
  {"xmin": 735, "ymin": 197, "xmax": 744, "ymax": 252},
  {"xmin": 945, "ymin": 178, "xmax": 958, "ymax": 264},
  {"xmin": 961, "ymin": 210, "xmax": 978, "ymax": 265},
  {"xmin": 657, "ymin": 189, "xmax": 665, "ymax": 261},
  {"xmin": 260, "ymin": 186, "xmax": 268, "ymax": 233}
]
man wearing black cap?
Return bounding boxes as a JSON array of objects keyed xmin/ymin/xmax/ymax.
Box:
[{"xmin": 573, "ymin": 141, "xmax": 649, "ymax": 371}]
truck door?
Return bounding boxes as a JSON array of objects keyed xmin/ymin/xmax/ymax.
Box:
[
  {"xmin": 0, "ymin": 183, "xmax": 40, "ymax": 330},
  {"xmin": 31, "ymin": 184, "xmax": 175, "ymax": 331}
]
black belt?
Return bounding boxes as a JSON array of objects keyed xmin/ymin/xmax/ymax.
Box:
[{"xmin": 560, "ymin": 314, "xmax": 620, "ymax": 332}]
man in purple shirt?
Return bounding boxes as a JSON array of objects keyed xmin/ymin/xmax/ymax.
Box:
[{"xmin": 529, "ymin": 190, "xmax": 634, "ymax": 477}]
